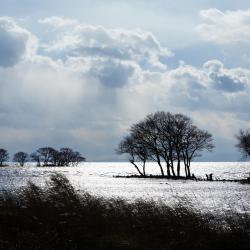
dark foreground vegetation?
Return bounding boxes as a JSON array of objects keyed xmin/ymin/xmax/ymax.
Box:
[{"xmin": 0, "ymin": 174, "xmax": 249, "ymax": 250}]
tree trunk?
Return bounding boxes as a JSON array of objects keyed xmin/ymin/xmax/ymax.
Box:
[
  {"xmin": 184, "ymin": 165, "xmax": 188, "ymax": 177},
  {"xmin": 156, "ymin": 154, "xmax": 165, "ymax": 176},
  {"xmin": 130, "ymin": 160, "xmax": 143, "ymax": 176},
  {"xmin": 183, "ymin": 155, "xmax": 188, "ymax": 177},
  {"xmin": 170, "ymin": 163, "xmax": 175, "ymax": 177},
  {"xmin": 165, "ymin": 161, "xmax": 171, "ymax": 177},
  {"xmin": 169, "ymin": 157, "xmax": 175, "ymax": 177},
  {"xmin": 187, "ymin": 159, "xmax": 191, "ymax": 177},
  {"xmin": 177, "ymin": 157, "xmax": 181, "ymax": 177},
  {"xmin": 142, "ymin": 161, "xmax": 146, "ymax": 176}
]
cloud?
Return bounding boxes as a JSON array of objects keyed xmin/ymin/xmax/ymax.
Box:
[
  {"xmin": 204, "ymin": 60, "xmax": 248, "ymax": 92},
  {"xmin": 39, "ymin": 16, "xmax": 78, "ymax": 28},
  {"xmin": 39, "ymin": 19, "xmax": 173, "ymax": 88},
  {"xmin": 42, "ymin": 22, "xmax": 172, "ymax": 72},
  {"xmin": 196, "ymin": 8, "xmax": 250, "ymax": 44},
  {"xmin": 88, "ymin": 59, "xmax": 136, "ymax": 88},
  {"xmin": 0, "ymin": 17, "xmax": 38, "ymax": 67},
  {"xmin": 165, "ymin": 60, "xmax": 250, "ymax": 114},
  {"xmin": 1, "ymin": 16, "xmax": 250, "ymax": 160}
]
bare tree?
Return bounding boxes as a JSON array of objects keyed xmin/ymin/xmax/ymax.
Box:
[
  {"xmin": 130, "ymin": 120, "xmax": 165, "ymax": 176},
  {"xmin": 13, "ymin": 152, "xmax": 29, "ymax": 167},
  {"xmin": 181, "ymin": 125, "xmax": 214, "ymax": 177},
  {"xmin": 170, "ymin": 114, "xmax": 192, "ymax": 177},
  {"xmin": 117, "ymin": 111, "xmax": 214, "ymax": 178},
  {"xmin": 30, "ymin": 152, "xmax": 41, "ymax": 166},
  {"xmin": 37, "ymin": 147, "xmax": 57, "ymax": 166},
  {"xmin": 70, "ymin": 151, "xmax": 86, "ymax": 166},
  {"xmin": 0, "ymin": 148, "xmax": 9, "ymax": 166},
  {"xmin": 146, "ymin": 112, "xmax": 176, "ymax": 177},
  {"xmin": 30, "ymin": 147, "xmax": 86, "ymax": 167},
  {"xmin": 48, "ymin": 149, "xmax": 84, "ymax": 166},
  {"xmin": 235, "ymin": 129, "xmax": 250, "ymax": 159},
  {"xmin": 58, "ymin": 148, "xmax": 75, "ymax": 166},
  {"xmin": 116, "ymin": 135, "xmax": 146, "ymax": 176}
]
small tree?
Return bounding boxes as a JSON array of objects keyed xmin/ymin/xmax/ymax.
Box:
[
  {"xmin": 13, "ymin": 152, "xmax": 29, "ymax": 167},
  {"xmin": 0, "ymin": 148, "xmax": 9, "ymax": 166},
  {"xmin": 37, "ymin": 147, "xmax": 57, "ymax": 166},
  {"xmin": 31, "ymin": 147, "xmax": 86, "ymax": 167},
  {"xmin": 130, "ymin": 120, "xmax": 165, "ymax": 176},
  {"xmin": 30, "ymin": 152, "xmax": 41, "ymax": 166},
  {"xmin": 71, "ymin": 151, "xmax": 86, "ymax": 166},
  {"xmin": 116, "ymin": 135, "xmax": 147, "ymax": 176},
  {"xmin": 58, "ymin": 148, "xmax": 75, "ymax": 166},
  {"xmin": 235, "ymin": 129, "xmax": 250, "ymax": 158},
  {"xmin": 181, "ymin": 125, "xmax": 214, "ymax": 177}
]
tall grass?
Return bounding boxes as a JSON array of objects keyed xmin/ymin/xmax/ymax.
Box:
[{"xmin": 0, "ymin": 173, "xmax": 249, "ymax": 250}]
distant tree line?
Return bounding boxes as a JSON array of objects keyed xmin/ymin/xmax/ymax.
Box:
[
  {"xmin": 0, "ymin": 147, "xmax": 86, "ymax": 167},
  {"xmin": 117, "ymin": 111, "xmax": 215, "ymax": 178}
]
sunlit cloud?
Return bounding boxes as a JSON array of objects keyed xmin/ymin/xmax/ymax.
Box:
[{"xmin": 196, "ymin": 8, "xmax": 250, "ymax": 44}]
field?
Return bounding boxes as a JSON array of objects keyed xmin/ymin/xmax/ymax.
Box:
[{"xmin": 1, "ymin": 162, "xmax": 249, "ymax": 213}]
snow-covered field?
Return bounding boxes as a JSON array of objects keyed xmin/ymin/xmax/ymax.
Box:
[{"xmin": 0, "ymin": 162, "xmax": 249, "ymax": 213}]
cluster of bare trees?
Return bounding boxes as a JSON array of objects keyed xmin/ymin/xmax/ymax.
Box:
[
  {"xmin": 117, "ymin": 111, "xmax": 214, "ymax": 178},
  {"xmin": 30, "ymin": 147, "xmax": 86, "ymax": 167},
  {"xmin": 0, "ymin": 147, "xmax": 86, "ymax": 167}
]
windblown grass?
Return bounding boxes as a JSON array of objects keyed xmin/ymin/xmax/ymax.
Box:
[{"xmin": 0, "ymin": 173, "xmax": 249, "ymax": 250}]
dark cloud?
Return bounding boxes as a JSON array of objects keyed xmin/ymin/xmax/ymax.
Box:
[
  {"xmin": 0, "ymin": 18, "xmax": 35, "ymax": 67},
  {"xmin": 210, "ymin": 74, "xmax": 245, "ymax": 92},
  {"xmin": 88, "ymin": 60, "xmax": 135, "ymax": 88},
  {"xmin": 204, "ymin": 60, "xmax": 247, "ymax": 92}
]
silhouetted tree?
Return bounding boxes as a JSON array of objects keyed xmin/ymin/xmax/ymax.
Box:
[
  {"xmin": 37, "ymin": 147, "xmax": 57, "ymax": 166},
  {"xmin": 145, "ymin": 112, "xmax": 177, "ymax": 177},
  {"xmin": 130, "ymin": 120, "xmax": 165, "ymax": 176},
  {"xmin": 13, "ymin": 152, "xmax": 29, "ymax": 167},
  {"xmin": 235, "ymin": 129, "xmax": 250, "ymax": 158},
  {"xmin": 0, "ymin": 148, "xmax": 9, "ymax": 166},
  {"xmin": 30, "ymin": 152, "xmax": 41, "ymax": 166},
  {"xmin": 58, "ymin": 148, "xmax": 74, "ymax": 166},
  {"xmin": 117, "ymin": 135, "xmax": 148, "ymax": 176},
  {"xmin": 30, "ymin": 147, "xmax": 86, "ymax": 167},
  {"xmin": 70, "ymin": 151, "xmax": 86, "ymax": 166},
  {"xmin": 181, "ymin": 125, "xmax": 214, "ymax": 177},
  {"xmin": 117, "ymin": 111, "xmax": 214, "ymax": 178}
]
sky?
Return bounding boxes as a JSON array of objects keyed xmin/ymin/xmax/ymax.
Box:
[{"xmin": 0, "ymin": 0, "xmax": 250, "ymax": 161}]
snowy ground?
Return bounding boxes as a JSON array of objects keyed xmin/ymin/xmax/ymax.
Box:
[{"xmin": 0, "ymin": 162, "xmax": 249, "ymax": 213}]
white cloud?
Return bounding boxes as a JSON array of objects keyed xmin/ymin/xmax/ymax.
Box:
[
  {"xmin": 42, "ymin": 22, "xmax": 172, "ymax": 72},
  {"xmin": 39, "ymin": 16, "xmax": 78, "ymax": 28},
  {"xmin": 165, "ymin": 60, "xmax": 250, "ymax": 114},
  {"xmin": 196, "ymin": 8, "xmax": 250, "ymax": 44},
  {"xmin": 204, "ymin": 60, "xmax": 249, "ymax": 92}
]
